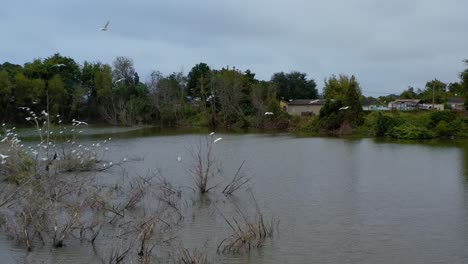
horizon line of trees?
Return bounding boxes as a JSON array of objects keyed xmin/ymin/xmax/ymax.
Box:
[{"xmin": 0, "ymin": 54, "xmax": 467, "ymax": 128}]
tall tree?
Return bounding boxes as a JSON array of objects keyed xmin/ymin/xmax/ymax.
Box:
[
  {"xmin": 271, "ymin": 71, "xmax": 317, "ymax": 100},
  {"xmin": 48, "ymin": 75, "xmax": 67, "ymax": 116},
  {"xmin": 323, "ymin": 74, "xmax": 361, "ymax": 101},
  {"xmin": 186, "ymin": 63, "xmax": 211, "ymax": 98},
  {"xmin": 419, "ymin": 79, "xmax": 447, "ymax": 104},
  {"xmin": 461, "ymin": 60, "xmax": 468, "ymax": 110},
  {"xmin": 343, "ymin": 75, "xmax": 364, "ymax": 125},
  {"xmin": 0, "ymin": 70, "xmax": 12, "ymax": 121},
  {"xmin": 400, "ymin": 86, "xmax": 418, "ymax": 99}
]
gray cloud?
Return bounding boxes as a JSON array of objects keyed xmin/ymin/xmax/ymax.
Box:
[{"xmin": 1, "ymin": 0, "xmax": 467, "ymax": 95}]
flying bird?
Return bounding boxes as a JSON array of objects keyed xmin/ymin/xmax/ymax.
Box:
[
  {"xmin": 339, "ymin": 106, "xmax": 351, "ymax": 110},
  {"xmin": 72, "ymin": 119, "xmax": 88, "ymax": 126},
  {"xmin": 0, "ymin": 154, "xmax": 8, "ymax": 160},
  {"xmin": 100, "ymin": 20, "xmax": 110, "ymax": 31},
  {"xmin": 209, "ymin": 132, "xmax": 215, "ymax": 136},
  {"xmin": 177, "ymin": 155, "xmax": 182, "ymax": 162},
  {"xmin": 115, "ymin": 78, "xmax": 126, "ymax": 84},
  {"xmin": 214, "ymin": 137, "xmax": 223, "ymax": 143},
  {"xmin": 264, "ymin": 112, "xmax": 274, "ymax": 115},
  {"xmin": 53, "ymin": 63, "xmax": 66, "ymax": 67}
]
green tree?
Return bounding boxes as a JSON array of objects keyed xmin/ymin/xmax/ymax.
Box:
[
  {"xmin": 343, "ymin": 75, "xmax": 364, "ymax": 125},
  {"xmin": 271, "ymin": 71, "xmax": 318, "ymax": 100},
  {"xmin": 400, "ymin": 86, "xmax": 418, "ymax": 99},
  {"xmin": 48, "ymin": 75, "xmax": 67, "ymax": 115},
  {"xmin": 0, "ymin": 70, "xmax": 12, "ymax": 121},
  {"xmin": 13, "ymin": 73, "xmax": 33, "ymax": 106},
  {"xmin": 420, "ymin": 79, "xmax": 447, "ymax": 104},
  {"xmin": 461, "ymin": 60, "xmax": 468, "ymax": 110},
  {"xmin": 323, "ymin": 74, "xmax": 362, "ymax": 101},
  {"xmin": 187, "ymin": 63, "xmax": 211, "ymax": 98}
]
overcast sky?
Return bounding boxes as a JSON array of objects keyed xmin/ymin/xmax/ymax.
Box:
[{"xmin": 1, "ymin": 0, "xmax": 467, "ymax": 96}]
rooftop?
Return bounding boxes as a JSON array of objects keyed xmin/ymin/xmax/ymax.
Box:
[{"xmin": 287, "ymin": 99, "xmax": 326, "ymax": 105}]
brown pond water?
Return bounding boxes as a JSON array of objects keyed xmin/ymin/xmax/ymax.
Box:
[{"xmin": 1, "ymin": 128, "xmax": 468, "ymax": 263}]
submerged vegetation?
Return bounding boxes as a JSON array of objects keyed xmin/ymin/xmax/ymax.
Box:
[{"xmin": 0, "ymin": 114, "xmax": 277, "ymax": 263}]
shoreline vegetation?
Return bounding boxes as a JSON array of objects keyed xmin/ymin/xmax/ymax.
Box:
[{"xmin": 1, "ymin": 54, "xmax": 468, "ymax": 140}]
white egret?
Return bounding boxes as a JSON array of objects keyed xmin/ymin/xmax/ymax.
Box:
[
  {"xmin": 100, "ymin": 20, "xmax": 110, "ymax": 31},
  {"xmin": 53, "ymin": 64, "xmax": 66, "ymax": 67},
  {"xmin": 264, "ymin": 112, "xmax": 274, "ymax": 115},
  {"xmin": 0, "ymin": 154, "xmax": 9, "ymax": 160},
  {"xmin": 115, "ymin": 78, "xmax": 125, "ymax": 84},
  {"xmin": 72, "ymin": 119, "xmax": 88, "ymax": 126},
  {"xmin": 209, "ymin": 132, "xmax": 215, "ymax": 136},
  {"xmin": 214, "ymin": 137, "xmax": 223, "ymax": 143},
  {"xmin": 339, "ymin": 106, "xmax": 351, "ymax": 110}
]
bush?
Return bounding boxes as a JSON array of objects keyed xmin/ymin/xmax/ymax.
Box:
[
  {"xmin": 429, "ymin": 111, "xmax": 457, "ymax": 128},
  {"xmin": 388, "ymin": 123, "xmax": 434, "ymax": 139},
  {"xmin": 375, "ymin": 112, "xmax": 403, "ymax": 137}
]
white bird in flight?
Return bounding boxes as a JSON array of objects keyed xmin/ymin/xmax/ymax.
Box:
[
  {"xmin": 264, "ymin": 112, "xmax": 274, "ymax": 115},
  {"xmin": 100, "ymin": 20, "xmax": 110, "ymax": 31},
  {"xmin": 115, "ymin": 78, "xmax": 125, "ymax": 84},
  {"xmin": 72, "ymin": 119, "xmax": 88, "ymax": 126},
  {"xmin": 177, "ymin": 155, "xmax": 182, "ymax": 162},
  {"xmin": 214, "ymin": 137, "xmax": 223, "ymax": 143},
  {"xmin": 209, "ymin": 132, "xmax": 215, "ymax": 136},
  {"xmin": 0, "ymin": 154, "xmax": 9, "ymax": 160},
  {"xmin": 339, "ymin": 106, "xmax": 351, "ymax": 110},
  {"xmin": 53, "ymin": 63, "xmax": 66, "ymax": 67}
]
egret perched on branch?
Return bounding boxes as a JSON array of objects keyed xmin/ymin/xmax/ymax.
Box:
[{"xmin": 100, "ymin": 20, "xmax": 110, "ymax": 31}]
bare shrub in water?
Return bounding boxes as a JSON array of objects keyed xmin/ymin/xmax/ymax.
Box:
[
  {"xmin": 217, "ymin": 190, "xmax": 279, "ymax": 254},
  {"xmin": 222, "ymin": 160, "xmax": 250, "ymax": 195},
  {"xmin": 176, "ymin": 246, "xmax": 210, "ymax": 264},
  {"xmin": 189, "ymin": 135, "xmax": 221, "ymax": 194}
]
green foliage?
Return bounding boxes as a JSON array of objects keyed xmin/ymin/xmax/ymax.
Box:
[
  {"xmin": 400, "ymin": 86, "xmax": 418, "ymax": 99},
  {"xmin": 461, "ymin": 60, "xmax": 468, "ymax": 110},
  {"xmin": 388, "ymin": 123, "xmax": 434, "ymax": 139},
  {"xmin": 271, "ymin": 71, "xmax": 317, "ymax": 100},
  {"xmin": 187, "ymin": 63, "xmax": 211, "ymax": 98},
  {"xmin": 375, "ymin": 112, "xmax": 403, "ymax": 137},
  {"xmin": 318, "ymin": 99, "xmax": 344, "ymax": 131},
  {"xmin": 343, "ymin": 75, "xmax": 364, "ymax": 125},
  {"xmin": 429, "ymin": 111, "xmax": 456, "ymax": 128},
  {"xmin": 323, "ymin": 74, "xmax": 355, "ymax": 101}
]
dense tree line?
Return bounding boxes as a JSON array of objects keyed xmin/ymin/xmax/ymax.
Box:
[
  {"xmin": 1, "ymin": 54, "xmax": 467, "ymax": 130},
  {"xmin": 0, "ymin": 54, "xmax": 318, "ymax": 128}
]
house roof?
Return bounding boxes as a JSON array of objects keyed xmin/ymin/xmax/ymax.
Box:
[
  {"xmin": 448, "ymin": 97, "xmax": 464, "ymax": 104},
  {"xmin": 391, "ymin": 99, "xmax": 421, "ymax": 104},
  {"xmin": 287, "ymin": 99, "xmax": 326, "ymax": 105}
]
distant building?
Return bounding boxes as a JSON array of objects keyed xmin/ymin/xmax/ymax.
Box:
[
  {"xmin": 284, "ymin": 99, "xmax": 326, "ymax": 116},
  {"xmin": 388, "ymin": 99, "xmax": 444, "ymax": 111},
  {"xmin": 363, "ymin": 105, "xmax": 390, "ymax": 111},
  {"xmin": 418, "ymin": 104, "xmax": 444, "ymax": 111},
  {"xmin": 448, "ymin": 97, "xmax": 465, "ymax": 111},
  {"xmin": 388, "ymin": 99, "xmax": 421, "ymax": 110}
]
